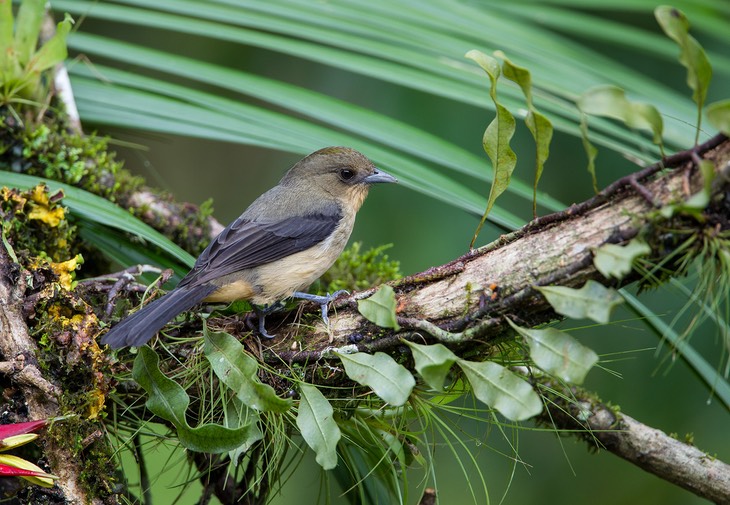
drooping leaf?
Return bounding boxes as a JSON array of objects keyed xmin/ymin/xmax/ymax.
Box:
[
  {"xmin": 357, "ymin": 285, "xmax": 400, "ymax": 330},
  {"xmin": 507, "ymin": 319, "xmax": 598, "ymax": 384},
  {"xmin": 132, "ymin": 346, "xmax": 255, "ymax": 453},
  {"xmin": 655, "ymin": 5, "xmax": 712, "ymax": 143},
  {"xmin": 466, "ymin": 49, "xmax": 517, "ymax": 248},
  {"xmin": 457, "ymin": 359, "xmax": 542, "ymax": 421},
  {"xmin": 706, "ymin": 99, "xmax": 730, "ymax": 135},
  {"xmin": 578, "ymin": 85, "xmax": 664, "ymax": 149},
  {"xmin": 297, "ymin": 383, "xmax": 342, "ymax": 470},
  {"xmin": 335, "ymin": 351, "xmax": 415, "ymax": 406},
  {"xmin": 593, "ymin": 239, "xmax": 651, "ymax": 280},
  {"xmin": 579, "ymin": 113, "xmax": 600, "ymax": 193},
  {"xmin": 203, "ymin": 327, "xmax": 292, "ymax": 412},
  {"xmin": 495, "ymin": 50, "xmax": 553, "ymax": 216},
  {"xmin": 537, "ymin": 280, "xmax": 623, "ymax": 324},
  {"xmin": 402, "ymin": 340, "xmax": 457, "ymax": 392}
]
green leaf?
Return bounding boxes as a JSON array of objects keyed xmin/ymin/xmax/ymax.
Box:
[
  {"xmin": 495, "ymin": 50, "xmax": 553, "ymax": 216},
  {"xmin": 457, "ymin": 359, "xmax": 542, "ymax": 421},
  {"xmin": 537, "ymin": 280, "xmax": 623, "ymax": 324},
  {"xmin": 335, "ymin": 351, "xmax": 415, "ymax": 406},
  {"xmin": 14, "ymin": 0, "xmax": 45, "ymax": 66},
  {"xmin": 357, "ymin": 285, "xmax": 400, "ymax": 330},
  {"xmin": 0, "ymin": 2, "xmax": 13, "ymax": 68},
  {"xmin": 297, "ymin": 384, "xmax": 342, "ymax": 470},
  {"xmin": 578, "ymin": 85, "xmax": 664, "ymax": 148},
  {"xmin": 593, "ymin": 239, "xmax": 651, "ymax": 280},
  {"xmin": 707, "ymin": 99, "xmax": 730, "ymax": 135},
  {"xmin": 579, "ymin": 113, "xmax": 600, "ymax": 193},
  {"xmin": 402, "ymin": 340, "xmax": 457, "ymax": 392},
  {"xmin": 655, "ymin": 6, "xmax": 712, "ymax": 143},
  {"xmin": 507, "ymin": 319, "xmax": 599, "ymax": 384},
  {"xmin": 466, "ymin": 49, "xmax": 517, "ymax": 247},
  {"xmin": 0, "ymin": 172, "xmax": 194, "ymax": 269},
  {"xmin": 25, "ymin": 13, "xmax": 74, "ymax": 74},
  {"xmin": 203, "ymin": 327, "xmax": 292, "ymax": 413},
  {"xmin": 132, "ymin": 346, "xmax": 254, "ymax": 453}
]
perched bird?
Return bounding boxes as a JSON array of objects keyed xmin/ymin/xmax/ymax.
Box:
[{"xmin": 101, "ymin": 147, "xmax": 397, "ymax": 349}]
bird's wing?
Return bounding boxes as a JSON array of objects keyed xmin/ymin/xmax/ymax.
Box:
[{"xmin": 178, "ymin": 207, "xmax": 342, "ymax": 287}]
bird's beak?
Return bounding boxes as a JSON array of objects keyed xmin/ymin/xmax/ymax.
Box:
[{"xmin": 363, "ymin": 168, "xmax": 398, "ymax": 185}]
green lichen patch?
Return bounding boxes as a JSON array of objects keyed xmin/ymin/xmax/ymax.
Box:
[
  {"xmin": 1, "ymin": 117, "xmax": 142, "ymax": 202},
  {"xmin": 319, "ymin": 242, "xmax": 402, "ymax": 294}
]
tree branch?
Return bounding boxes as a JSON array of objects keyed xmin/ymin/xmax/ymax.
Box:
[
  {"xmin": 538, "ymin": 379, "xmax": 730, "ymax": 504},
  {"xmin": 260, "ymin": 134, "xmax": 730, "ymax": 362}
]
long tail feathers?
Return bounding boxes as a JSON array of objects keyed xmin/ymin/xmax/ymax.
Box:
[{"xmin": 101, "ymin": 284, "xmax": 217, "ymax": 349}]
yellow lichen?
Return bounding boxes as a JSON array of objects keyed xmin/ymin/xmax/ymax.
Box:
[
  {"xmin": 50, "ymin": 254, "xmax": 83, "ymax": 290},
  {"xmin": 28, "ymin": 185, "xmax": 66, "ymax": 227}
]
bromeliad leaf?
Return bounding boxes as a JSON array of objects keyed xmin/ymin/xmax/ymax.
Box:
[
  {"xmin": 402, "ymin": 340, "xmax": 457, "ymax": 392},
  {"xmin": 133, "ymin": 346, "xmax": 255, "ymax": 453},
  {"xmin": 357, "ymin": 285, "xmax": 400, "ymax": 330},
  {"xmin": 507, "ymin": 319, "xmax": 598, "ymax": 384},
  {"xmin": 203, "ymin": 327, "xmax": 292, "ymax": 412},
  {"xmin": 297, "ymin": 384, "xmax": 342, "ymax": 470},
  {"xmin": 593, "ymin": 239, "xmax": 651, "ymax": 280},
  {"xmin": 457, "ymin": 359, "xmax": 542, "ymax": 421},
  {"xmin": 335, "ymin": 351, "xmax": 415, "ymax": 406},
  {"xmin": 0, "ymin": 454, "xmax": 58, "ymax": 488},
  {"xmin": 466, "ymin": 49, "xmax": 517, "ymax": 248},
  {"xmin": 537, "ymin": 280, "xmax": 623, "ymax": 324}
]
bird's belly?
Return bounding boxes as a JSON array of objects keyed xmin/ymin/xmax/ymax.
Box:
[{"xmin": 250, "ymin": 246, "xmax": 335, "ymax": 305}]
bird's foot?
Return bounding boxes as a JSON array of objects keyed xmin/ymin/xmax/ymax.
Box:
[
  {"xmin": 252, "ymin": 302, "xmax": 284, "ymax": 339},
  {"xmin": 292, "ymin": 290, "xmax": 349, "ymax": 326}
]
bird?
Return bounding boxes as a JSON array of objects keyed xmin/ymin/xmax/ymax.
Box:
[{"xmin": 101, "ymin": 147, "xmax": 397, "ymax": 349}]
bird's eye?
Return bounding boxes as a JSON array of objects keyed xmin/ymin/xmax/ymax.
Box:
[{"xmin": 339, "ymin": 168, "xmax": 355, "ymax": 181}]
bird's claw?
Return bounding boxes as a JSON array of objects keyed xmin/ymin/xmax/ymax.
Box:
[{"xmin": 292, "ymin": 290, "xmax": 350, "ymax": 327}]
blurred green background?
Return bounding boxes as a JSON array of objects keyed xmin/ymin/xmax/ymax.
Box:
[{"xmin": 56, "ymin": 0, "xmax": 728, "ymax": 503}]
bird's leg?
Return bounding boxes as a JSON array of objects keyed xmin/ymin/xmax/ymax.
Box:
[
  {"xmin": 292, "ymin": 290, "xmax": 349, "ymax": 326},
  {"xmin": 252, "ymin": 301, "xmax": 284, "ymax": 339}
]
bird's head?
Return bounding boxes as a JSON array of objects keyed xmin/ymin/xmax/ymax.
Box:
[{"xmin": 282, "ymin": 147, "xmax": 397, "ymax": 210}]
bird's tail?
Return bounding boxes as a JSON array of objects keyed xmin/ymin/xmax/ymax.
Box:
[{"xmin": 101, "ymin": 284, "xmax": 217, "ymax": 349}]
